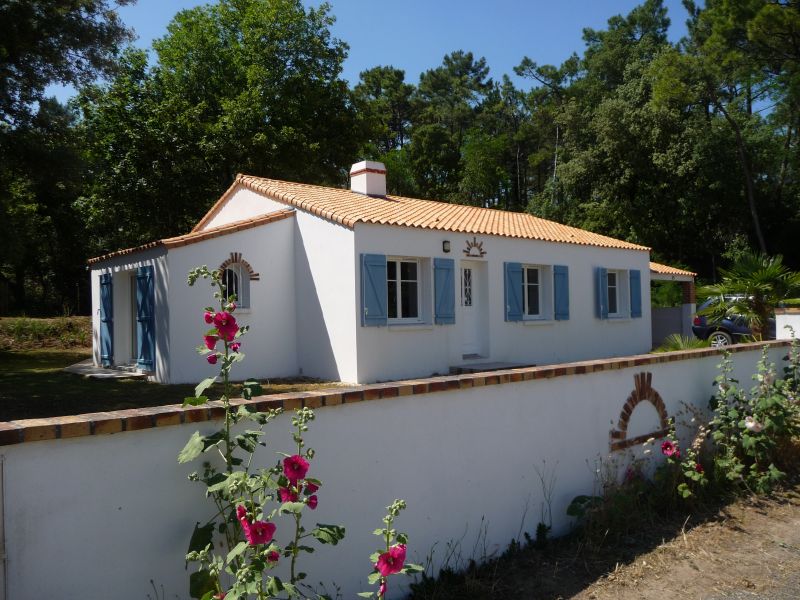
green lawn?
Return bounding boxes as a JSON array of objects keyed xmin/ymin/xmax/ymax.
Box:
[{"xmin": 0, "ymin": 348, "xmax": 339, "ymax": 421}]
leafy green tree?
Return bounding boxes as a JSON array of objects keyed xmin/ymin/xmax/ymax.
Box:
[
  {"xmin": 80, "ymin": 0, "xmax": 359, "ymax": 253},
  {"xmin": 0, "ymin": 0, "xmax": 134, "ymax": 124},
  {"xmin": 0, "ymin": 99, "xmax": 86, "ymax": 312},
  {"xmin": 408, "ymin": 51, "xmax": 491, "ymax": 200},
  {"xmin": 354, "ymin": 66, "xmax": 414, "ymax": 156},
  {"xmin": 700, "ymin": 252, "xmax": 800, "ymax": 340}
]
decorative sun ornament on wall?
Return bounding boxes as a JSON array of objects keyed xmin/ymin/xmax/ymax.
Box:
[{"xmin": 463, "ymin": 237, "xmax": 487, "ymax": 258}]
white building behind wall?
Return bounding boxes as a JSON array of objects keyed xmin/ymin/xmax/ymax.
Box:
[{"xmin": 88, "ymin": 161, "xmax": 676, "ymax": 385}]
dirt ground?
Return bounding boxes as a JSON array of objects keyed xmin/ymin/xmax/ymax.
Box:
[
  {"xmin": 409, "ymin": 482, "xmax": 800, "ymax": 600},
  {"xmin": 573, "ymin": 486, "xmax": 800, "ymax": 600}
]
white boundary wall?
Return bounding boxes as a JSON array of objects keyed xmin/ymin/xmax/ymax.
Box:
[{"xmin": 0, "ymin": 345, "xmax": 787, "ymax": 599}]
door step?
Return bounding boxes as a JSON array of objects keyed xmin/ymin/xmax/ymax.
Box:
[
  {"xmin": 64, "ymin": 359, "xmax": 149, "ymax": 379},
  {"xmin": 449, "ymin": 361, "xmax": 536, "ymax": 375}
]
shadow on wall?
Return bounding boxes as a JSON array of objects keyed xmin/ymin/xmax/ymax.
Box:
[
  {"xmin": 155, "ymin": 260, "xmax": 170, "ymax": 382},
  {"xmin": 294, "ymin": 232, "xmax": 339, "ymax": 381}
]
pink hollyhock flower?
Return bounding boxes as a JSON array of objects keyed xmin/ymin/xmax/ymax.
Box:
[
  {"xmin": 230, "ymin": 342, "xmax": 241, "ymax": 353},
  {"xmin": 661, "ymin": 440, "xmax": 677, "ymax": 457},
  {"xmin": 204, "ymin": 311, "xmax": 214, "ymax": 324},
  {"xmin": 203, "ymin": 335, "xmax": 218, "ymax": 350},
  {"xmin": 236, "ymin": 505, "xmax": 248, "ymax": 523},
  {"xmin": 695, "ymin": 463, "xmax": 704, "ymax": 474},
  {"xmin": 279, "ymin": 487, "xmax": 298, "ymax": 503},
  {"xmin": 378, "ymin": 582, "xmax": 387, "ymax": 598},
  {"xmin": 228, "ymin": 302, "xmax": 237, "ymax": 312},
  {"xmin": 207, "ymin": 354, "xmax": 218, "ymax": 365},
  {"xmin": 305, "ymin": 481, "xmax": 319, "ymax": 495},
  {"xmin": 307, "ymin": 495, "xmax": 318, "ymax": 510},
  {"xmin": 213, "ymin": 593, "xmax": 226, "ymax": 600},
  {"xmin": 237, "ymin": 505, "xmax": 251, "ymax": 537},
  {"xmin": 674, "ymin": 449, "xmax": 681, "ymax": 460},
  {"xmin": 245, "ymin": 520, "xmax": 276, "ymax": 546},
  {"xmin": 267, "ymin": 550, "xmax": 279, "ymax": 563},
  {"xmin": 213, "ymin": 311, "xmax": 239, "ymax": 342},
  {"xmin": 376, "ymin": 544, "xmax": 406, "ymax": 577},
  {"xmin": 283, "ymin": 455, "xmax": 310, "ymax": 482}
]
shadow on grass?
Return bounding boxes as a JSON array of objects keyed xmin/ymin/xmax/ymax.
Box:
[{"xmin": 0, "ymin": 348, "xmax": 340, "ymax": 421}]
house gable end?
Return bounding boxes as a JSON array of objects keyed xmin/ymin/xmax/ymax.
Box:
[{"xmin": 193, "ymin": 184, "xmax": 289, "ymax": 232}]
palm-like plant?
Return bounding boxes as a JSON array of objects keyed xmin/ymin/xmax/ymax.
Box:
[{"xmin": 699, "ymin": 253, "xmax": 800, "ymax": 341}]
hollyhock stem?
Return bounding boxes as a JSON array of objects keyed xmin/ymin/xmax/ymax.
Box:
[{"xmin": 289, "ymin": 418, "xmax": 304, "ymax": 583}]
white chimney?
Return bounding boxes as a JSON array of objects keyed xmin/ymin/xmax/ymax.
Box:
[{"xmin": 350, "ymin": 160, "xmax": 387, "ymax": 196}]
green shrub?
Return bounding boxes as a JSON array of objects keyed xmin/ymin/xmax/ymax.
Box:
[{"xmin": 0, "ymin": 316, "xmax": 91, "ymax": 350}]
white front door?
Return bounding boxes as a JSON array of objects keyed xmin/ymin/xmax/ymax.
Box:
[{"xmin": 461, "ymin": 263, "xmax": 480, "ymax": 357}]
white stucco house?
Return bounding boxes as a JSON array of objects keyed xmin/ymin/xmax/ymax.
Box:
[{"xmin": 88, "ymin": 161, "xmax": 694, "ymax": 384}]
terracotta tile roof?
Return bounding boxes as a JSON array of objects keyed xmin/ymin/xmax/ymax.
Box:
[
  {"xmin": 87, "ymin": 209, "xmax": 295, "ymax": 265},
  {"xmin": 195, "ymin": 174, "xmax": 649, "ymax": 251},
  {"xmin": 649, "ymin": 262, "xmax": 696, "ymax": 278}
]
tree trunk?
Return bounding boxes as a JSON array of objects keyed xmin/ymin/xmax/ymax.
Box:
[
  {"xmin": 717, "ymin": 103, "xmax": 767, "ymax": 254},
  {"xmin": 777, "ymin": 110, "xmax": 795, "ymax": 203}
]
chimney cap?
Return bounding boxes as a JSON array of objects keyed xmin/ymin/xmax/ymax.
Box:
[
  {"xmin": 350, "ymin": 160, "xmax": 386, "ymax": 176},
  {"xmin": 350, "ymin": 160, "xmax": 387, "ymax": 196}
]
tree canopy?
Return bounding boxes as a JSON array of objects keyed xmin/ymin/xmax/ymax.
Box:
[
  {"xmin": 0, "ymin": 0, "xmax": 135, "ymax": 125},
  {"xmin": 2, "ymin": 0, "xmax": 800, "ymax": 314}
]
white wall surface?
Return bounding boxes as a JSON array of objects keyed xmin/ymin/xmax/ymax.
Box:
[
  {"xmin": 200, "ymin": 186, "xmax": 288, "ymax": 230},
  {"xmin": 354, "ymin": 223, "xmax": 652, "ymax": 383},
  {"xmin": 166, "ymin": 216, "xmax": 298, "ymax": 384},
  {"xmin": 2, "ymin": 346, "xmax": 784, "ymax": 600},
  {"xmin": 777, "ymin": 311, "xmax": 800, "ymax": 339},
  {"xmin": 90, "ymin": 248, "xmax": 169, "ymax": 382},
  {"xmin": 293, "ymin": 210, "xmax": 358, "ymax": 382}
]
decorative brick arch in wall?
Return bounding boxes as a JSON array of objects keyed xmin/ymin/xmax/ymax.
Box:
[
  {"xmin": 609, "ymin": 372, "xmax": 671, "ymax": 451},
  {"xmin": 219, "ymin": 252, "xmax": 260, "ymax": 281}
]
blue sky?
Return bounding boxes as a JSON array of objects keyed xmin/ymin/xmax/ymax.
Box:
[{"xmin": 47, "ymin": 0, "xmax": 689, "ymax": 101}]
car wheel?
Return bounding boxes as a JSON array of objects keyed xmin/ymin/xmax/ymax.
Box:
[{"xmin": 709, "ymin": 330, "xmax": 733, "ymax": 347}]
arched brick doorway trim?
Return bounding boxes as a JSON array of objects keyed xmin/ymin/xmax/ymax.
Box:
[{"xmin": 610, "ymin": 372, "xmax": 671, "ymax": 451}]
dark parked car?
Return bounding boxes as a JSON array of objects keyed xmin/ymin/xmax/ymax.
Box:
[{"xmin": 692, "ymin": 297, "xmax": 776, "ymax": 347}]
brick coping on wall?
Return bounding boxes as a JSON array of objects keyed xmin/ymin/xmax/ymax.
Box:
[{"xmin": 0, "ymin": 340, "xmax": 791, "ymax": 447}]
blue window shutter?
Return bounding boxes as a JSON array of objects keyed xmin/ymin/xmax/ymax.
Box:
[
  {"xmin": 434, "ymin": 258, "xmax": 455, "ymax": 325},
  {"xmin": 553, "ymin": 265, "xmax": 570, "ymax": 321},
  {"xmin": 504, "ymin": 262, "xmax": 523, "ymax": 322},
  {"xmin": 361, "ymin": 254, "xmax": 387, "ymax": 326},
  {"xmin": 99, "ymin": 273, "xmax": 113, "ymax": 367},
  {"xmin": 595, "ymin": 267, "xmax": 608, "ymax": 319},
  {"xmin": 136, "ymin": 266, "xmax": 155, "ymax": 370},
  {"xmin": 630, "ymin": 269, "xmax": 642, "ymax": 318}
]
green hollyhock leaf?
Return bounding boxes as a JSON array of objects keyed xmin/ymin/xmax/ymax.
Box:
[
  {"xmin": 227, "ymin": 541, "xmax": 248, "ymax": 563},
  {"xmin": 195, "ymin": 377, "xmax": 217, "ymax": 398},
  {"xmin": 279, "ymin": 501, "xmax": 306, "ymax": 514},
  {"xmin": 311, "ymin": 524, "xmax": 345, "ymax": 545},
  {"xmin": 183, "ymin": 396, "xmax": 208, "ymax": 407},
  {"xmin": 367, "ymin": 571, "xmax": 382, "ymax": 585},
  {"xmin": 189, "ymin": 570, "xmax": 216, "ymax": 599},
  {"xmin": 179, "ymin": 431, "xmax": 205, "ymax": 463}
]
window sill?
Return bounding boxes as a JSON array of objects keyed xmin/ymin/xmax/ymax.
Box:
[
  {"xmin": 605, "ymin": 315, "xmax": 631, "ymax": 322},
  {"xmin": 522, "ymin": 318, "xmax": 554, "ymax": 326},
  {"xmin": 387, "ymin": 323, "xmax": 434, "ymax": 332}
]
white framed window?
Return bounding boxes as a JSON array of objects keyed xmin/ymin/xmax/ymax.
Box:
[
  {"xmin": 524, "ymin": 266, "xmax": 542, "ymax": 317},
  {"xmin": 387, "ymin": 258, "xmax": 421, "ymax": 322},
  {"xmin": 605, "ymin": 269, "xmax": 629, "ymax": 318},
  {"xmin": 607, "ymin": 270, "xmax": 618, "ymax": 316},
  {"xmin": 521, "ymin": 264, "xmax": 552, "ymax": 320},
  {"xmin": 222, "ymin": 263, "xmax": 250, "ymax": 308}
]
